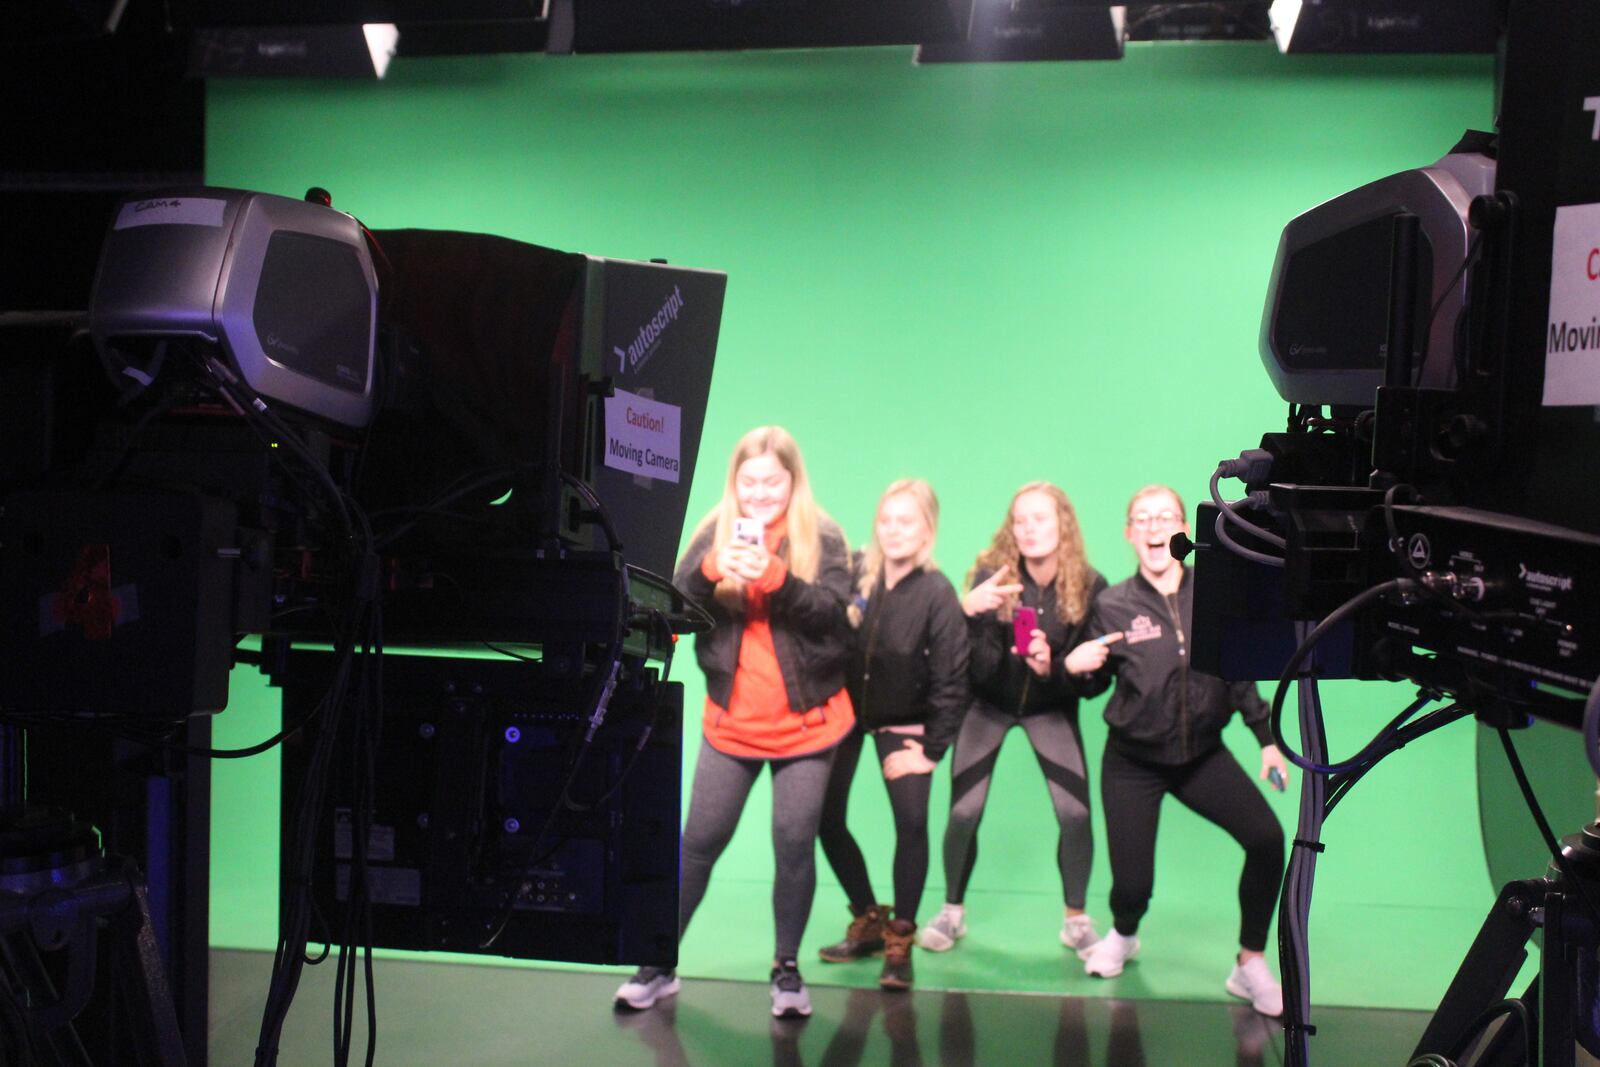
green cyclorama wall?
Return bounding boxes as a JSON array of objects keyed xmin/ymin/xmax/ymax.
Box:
[{"xmin": 205, "ymin": 44, "xmax": 1509, "ymax": 1010}]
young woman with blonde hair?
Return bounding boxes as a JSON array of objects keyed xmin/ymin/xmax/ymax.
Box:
[
  {"xmin": 921, "ymin": 482, "xmax": 1107, "ymax": 957},
  {"xmin": 613, "ymin": 426, "xmax": 854, "ymax": 1019},
  {"xmin": 813, "ymin": 479, "xmax": 970, "ymax": 990}
]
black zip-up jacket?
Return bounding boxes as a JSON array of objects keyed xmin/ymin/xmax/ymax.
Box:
[
  {"xmin": 1078, "ymin": 567, "xmax": 1274, "ymax": 766},
  {"xmin": 674, "ymin": 518, "xmax": 853, "ymax": 714},
  {"xmin": 846, "ymin": 562, "xmax": 971, "ymax": 762},
  {"xmin": 968, "ymin": 565, "xmax": 1107, "ymax": 720}
]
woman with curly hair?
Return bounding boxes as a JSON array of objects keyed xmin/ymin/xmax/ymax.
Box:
[{"xmin": 920, "ymin": 482, "xmax": 1107, "ymax": 958}]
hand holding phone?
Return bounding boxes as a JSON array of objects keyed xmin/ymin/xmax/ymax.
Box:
[{"xmin": 1268, "ymin": 767, "xmax": 1286, "ymax": 792}]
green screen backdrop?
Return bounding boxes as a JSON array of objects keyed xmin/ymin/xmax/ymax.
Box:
[{"xmin": 205, "ymin": 43, "xmax": 1514, "ymax": 1011}]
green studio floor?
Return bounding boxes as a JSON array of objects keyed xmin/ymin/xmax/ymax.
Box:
[
  {"xmin": 210, "ymin": 948, "xmax": 1439, "ymax": 1066},
  {"xmin": 680, "ymin": 880, "xmax": 1492, "ymax": 1013}
]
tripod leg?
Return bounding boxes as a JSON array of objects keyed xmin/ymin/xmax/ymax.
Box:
[
  {"xmin": 1414, "ymin": 880, "xmax": 1542, "ymax": 1061},
  {"xmin": 110, "ymin": 873, "xmax": 188, "ymax": 1067}
]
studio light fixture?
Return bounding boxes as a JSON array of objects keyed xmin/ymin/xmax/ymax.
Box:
[
  {"xmin": 917, "ymin": 1, "xmax": 1127, "ymax": 63},
  {"xmin": 188, "ymin": 22, "xmax": 399, "ymax": 77},
  {"xmin": 1268, "ymin": 0, "xmax": 1498, "ymax": 53}
]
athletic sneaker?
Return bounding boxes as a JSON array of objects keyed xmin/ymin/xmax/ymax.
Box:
[
  {"xmin": 1083, "ymin": 930, "xmax": 1140, "ymax": 978},
  {"xmin": 1059, "ymin": 913, "xmax": 1102, "ymax": 959},
  {"xmin": 1226, "ymin": 955, "xmax": 1284, "ymax": 1017},
  {"xmin": 918, "ymin": 904, "xmax": 966, "ymax": 952},
  {"xmin": 770, "ymin": 960, "xmax": 813, "ymax": 1018},
  {"xmin": 614, "ymin": 966, "xmax": 680, "ymax": 1011}
]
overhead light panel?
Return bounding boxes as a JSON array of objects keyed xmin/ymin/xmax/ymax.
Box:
[
  {"xmin": 189, "ymin": 22, "xmax": 398, "ymax": 77},
  {"xmin": 1268, "ymin": 0, "xmax": 1498, "ymax": 53},
  {"xmin": 918, "ymin": 1, "xmax": 1126, "ymax": 63}
]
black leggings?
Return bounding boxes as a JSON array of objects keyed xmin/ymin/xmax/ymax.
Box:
[
  {"xmin": 940, "ymin": 700, "xmax": 1094, "ymax": 909},
  {"xmin": 1101, "ymin": 743, "xmax": 1285, "ymax": 952},
  {"xmin": 679, "ymin": 738, "xmax": 836, "ymax": 962},
  {"xmin": 816, "ymin": 726, "xmax": 934, "ymax": 921}
]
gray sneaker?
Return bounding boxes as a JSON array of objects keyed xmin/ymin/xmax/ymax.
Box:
[
  {"xmin": 769, "ymin": 961, "xmax": 812, "ymax": 1018},
  {"xmin": 918, "ymin": 905, "xmax": 966, "ymax": 952},
  {"xmin": 614, "ymin": 966, "xmax": 680, "ymax": 1011}
]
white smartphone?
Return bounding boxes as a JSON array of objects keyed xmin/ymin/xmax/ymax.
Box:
[{"xmin": 733, "ymin": 517, "xmax": 763, "ymax": 545}]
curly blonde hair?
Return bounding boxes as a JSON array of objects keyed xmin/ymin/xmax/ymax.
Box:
[{"xmin": 967, "ymin": 481, "xmax": 1093, "ymax": 625}]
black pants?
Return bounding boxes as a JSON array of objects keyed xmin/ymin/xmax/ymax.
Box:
[
  {"xmin": 1101, "ymin": 743, "xmax": 1284, "ymax": 952},
  {"xmin": 679, "ymin": 738, "xmax": 836, "ymax": 961},
  {"xmin": 942, "ymin": 700, "xmax": 1093, "ymax": 909},
  {"xmin": 817, "ymin": 726, "xmax": 933, "ymax": 921}
]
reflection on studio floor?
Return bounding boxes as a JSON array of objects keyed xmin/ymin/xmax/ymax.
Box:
[
  {"xmin": 211, "ymin": 949, "xmax": 1433, "ymax": 1066},
  {"xmin": 615, "ymin": 986, "xmax": 1280, "ymax": 1067}
]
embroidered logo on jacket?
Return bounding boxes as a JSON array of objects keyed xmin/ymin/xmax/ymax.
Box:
[{"xmin": 1126, "ymin": 614, "xmax": 1163, "ymax": 645}]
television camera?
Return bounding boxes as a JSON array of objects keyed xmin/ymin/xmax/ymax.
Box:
[
  {"xmin": 1186, "ymin": 4, "xmax": 1600, "ymax": 1065},
  {"xmin": 0, "ymin": 186, "xmax": 727, "ymax": 1065}
]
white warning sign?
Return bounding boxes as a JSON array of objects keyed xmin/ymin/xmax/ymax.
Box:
[
  {"xmin": 1542, "ymin": 201, "xmax": 1600, "ymax": 406},
  {"xmin": 603, "ymin": 389, "xmax": 682, "ymax": 483}
]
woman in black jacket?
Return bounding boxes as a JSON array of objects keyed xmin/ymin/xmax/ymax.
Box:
[
  {"xmin": 613, "ymin": 426, "xmax": 855, "ymax": 1020},
  {"xmin": 814, "ymin": 479, "xmax": 970, "ymax": 990},
  {"xmin": 1066, "ymin": 484, "xmax": 1289, "ymax": 1017},
  {"xmin": 921, "ymin": 482, "xmax": 1107, "ymax": 959}
]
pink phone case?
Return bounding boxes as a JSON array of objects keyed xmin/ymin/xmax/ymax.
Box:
[{"xmin": 1013, "ymin": 606, "xmax": 1039, "ymax": 655}]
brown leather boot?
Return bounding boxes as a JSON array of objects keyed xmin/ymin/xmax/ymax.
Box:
[
  {"xmin": 878, "ymin": 918, "xmax": 916, "ymax": 990},
  {"xmin": 818, "ymin": 904, "xmax": 889, "ymax": 963}
]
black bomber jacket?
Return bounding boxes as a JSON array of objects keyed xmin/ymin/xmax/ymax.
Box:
[
  {"xmin": 968, "ymin": 564, "xmax": 1107, "ymax": 719},
  {"xmin": 846, "ymin": 562, "xmax": 971, "ymax": 762},
  {"xmin": 673, "ymin": 518, "xmax": 853, "ymax": 715},
  {"xmin": 1077, "ymin": 567, "xmax": 1274, "ymax": 766}
]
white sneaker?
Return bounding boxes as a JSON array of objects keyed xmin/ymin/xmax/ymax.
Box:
[
  {"xmin": 1226, "ymin": 955, "xmax": 1284, "ymax": 1017},
  {"xmin": 918, "ymin": 905, "xmax": 966, "ymax": 952},
  {"xmin": 1060, "ymin": 913, "xmax": 1101, "ymax": 959},
  {"xmin": 1083, "ymin": 930, "xmax": 1139, "ymax": 978},
  {"xmin": 770, "ymin": 962, "xmax": 812, "ymax": 1018},
  {"xmin": 614, "ymin": 966, "xmax": 680, "ymax": 1011}
]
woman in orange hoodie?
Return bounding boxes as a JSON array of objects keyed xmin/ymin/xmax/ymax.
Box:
[{"xmin": 614, "ymin": 426, "xmax": 854, "ymax": 1020}]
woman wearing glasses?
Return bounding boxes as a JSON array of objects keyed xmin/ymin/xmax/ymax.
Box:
[
  {"xmin": 1065, "ymin": 484, "xmax": 1289, "ymax": 1017},
  {"xmin": 920, "ymin": 482, "xmax": 1107, "ymax": 958}
]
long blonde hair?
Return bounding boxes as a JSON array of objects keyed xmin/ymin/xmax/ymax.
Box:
[
  {"xmin": 851, "ymin": 479, "xmax": 939, "ymax": 627},
  {"xmin": 693, "ymin": 426, "xmax": 828, "ymax": 609},
  {"xmin": 967, "ymin": 481, "xmax": 1093, "ymax": 625}
]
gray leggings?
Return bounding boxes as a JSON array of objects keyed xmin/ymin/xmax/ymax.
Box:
[
  {"xmin": 941, "ymin": 700, "xmax": 1093, "ymax": 909},
  {"xmin": 679, "ymin": 738, "xmax": 837, "ymax": 962}
]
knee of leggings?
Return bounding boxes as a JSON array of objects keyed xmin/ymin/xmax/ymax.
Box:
[
  {"xmin": 1243, "ymin": 822, "xmax": 1285, "ymax": 859},
  {"xmin": 681, "ymin": 826, "xmax": 733, "ymax": 865},
  {"xmin": 773, "ymin": 828, "xmax": 819, "ymax": 868},
  {"xmin": 945, "ymin": 796, "xmax": 985, "ymax": 833},
  {"xmin": 1058, "ymin": 805, "xmax": 1091, "ymax": 834},
  {"xmin": 896, "ymin": 815, "xmax": 929, "ymax": 842}
]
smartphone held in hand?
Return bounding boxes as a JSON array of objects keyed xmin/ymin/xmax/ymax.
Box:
[
  {"xmin": 733, "ymin": 517, "xmax": 763, "ymax": 545},
  {"xmin": 1013, "ymin": 606, "xmax": 1038, "ymax": 655}
]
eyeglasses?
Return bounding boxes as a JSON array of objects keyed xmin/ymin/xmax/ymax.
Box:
[{"xmin": 1128, "ymin": 511, "xmax": 1182, "ymax": 531}]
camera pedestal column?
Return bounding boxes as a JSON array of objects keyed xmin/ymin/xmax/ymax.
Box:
[
  {"xmin": 0, "ymin": 724, "xmax": 187, "ymax": 1067},
  {"xmin": 1415, "ymin": 822, "xmax": 1600, "ymax": 1067}
]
